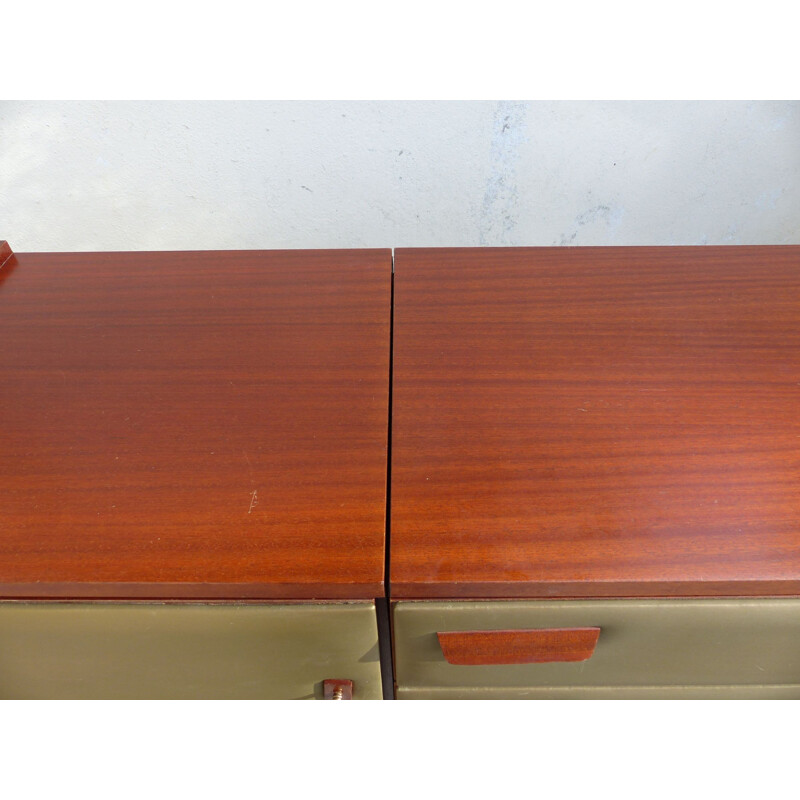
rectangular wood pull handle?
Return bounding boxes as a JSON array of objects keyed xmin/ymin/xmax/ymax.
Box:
[{"xmin": 437, "ymin": 627, "xmax": 601, "ymax": 665}]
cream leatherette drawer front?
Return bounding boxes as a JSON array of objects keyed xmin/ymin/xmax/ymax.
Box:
[
  {"xmin": 0, "ymin": 602, "xmax": 382, "ymax": 699},
  {"xmin": 393, "ymin": 600, "xmax": 800, "ymax": 699}
]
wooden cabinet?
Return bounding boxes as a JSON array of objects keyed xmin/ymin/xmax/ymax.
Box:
[
  {"xmin": 390, "ymin": 247, "xmax": 800, "ymax": 698},
  {"xmin": 3, "ymin": 241, "xmax": 800, "ymax": 698},
  {"xmin": 0, "ymin": 243, "xmax": 390, "ymax": 699}
]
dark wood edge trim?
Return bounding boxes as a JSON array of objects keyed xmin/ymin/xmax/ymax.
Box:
[
  {"xmin": 437, "ymin": 627, "xmax": 601, "ymax": 665},
  {"xmin": 375, "ymin": 597, "xmax": 395, "ymax": 699},
  {"xmin": 390, "ymin": 580, "xmax": 800, "ymax": 600},
  {"xmin": 0, "ymin": 598, "xmax": 376, "ymax": 606},
  {"xmin": 0, "ymin": 581, "xmax": 383, "ymax": 601},
  {"xmin": 0, "ymin": 241, "xmax": 12, "ymax": 270}
]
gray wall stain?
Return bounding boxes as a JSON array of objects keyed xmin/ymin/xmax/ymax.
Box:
[
  {"xmin": 559, "ymin": 203, "xmax": 626, "ymax": 245},
  {"xmin": 479, "ymin": 101, "xmax": 528, "ymax": 246}
]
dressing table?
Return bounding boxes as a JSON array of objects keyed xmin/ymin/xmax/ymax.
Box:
[{"xmin": 3, "ymin": 241, "xmax": 799, "ymax": 698}]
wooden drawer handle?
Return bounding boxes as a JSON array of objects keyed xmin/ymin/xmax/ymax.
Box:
[{"xmin": 437, "ymin": 627, "xmax": 601, "ymax": 665}]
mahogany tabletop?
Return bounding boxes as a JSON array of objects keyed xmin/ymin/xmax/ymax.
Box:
[
  {"xmin": 0, "ymin": 247, "xmax": 391, "ymax": 600},
  {"xmin": 390, "ymin": 247, "xmax": 800, "ymax": 599}
]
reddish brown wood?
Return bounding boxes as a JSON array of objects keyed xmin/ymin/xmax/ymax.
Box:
[
  {"xmin": 323, "ymin": 678, "xmax": 354, "ymax": 699},
  {"xmin": 391, "ymin": 246, "xmax": 800, "ymax": 599},
  {"xmin": 0, "ymin": 249, "xmax": 391, "ymax": 600},
  {"xmin": 0, "ymin": 241, "xmax": 13, "ymax": 269},
  {"xmin": 437, "ymin": 627, "xmax": 601, "ymax": 665}
]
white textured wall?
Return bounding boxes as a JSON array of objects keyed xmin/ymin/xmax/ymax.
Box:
[{"xmin": 1, "ymin": 101, "xmax": 798, "ymax": 251}]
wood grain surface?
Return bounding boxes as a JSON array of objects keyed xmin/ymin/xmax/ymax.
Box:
[
  {"xmin": 391, "ymin": 247, "xmax": 800, "ymax": 598},
  {"xmin": 0, "ymin": 249, "xmax": 391, "ymax": 599},
  {"xmin": 437, "ymin": 627, "xmax": 601, "ymax": 665}
]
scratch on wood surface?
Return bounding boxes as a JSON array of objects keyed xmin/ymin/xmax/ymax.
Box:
[
  {"xmin": 242, "ymin": 450, "xmax": 254, "ymax": 481},
  {"xmin": 248, "ymin": 490, "xmax": 258, "ymax": 514}
]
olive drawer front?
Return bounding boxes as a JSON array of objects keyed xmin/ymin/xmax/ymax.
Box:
[
  {"xmin": 0, "ymin": 602, "xmax": 382, "ymax": 699},
  {"xmin": 393, "ymin": 600, "xmax": 800, "ymax": 699}
]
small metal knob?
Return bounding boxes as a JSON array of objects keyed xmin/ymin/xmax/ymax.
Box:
[{"xmin": 322, "ymin": 678, "xmax": 353, "ymax": 700}]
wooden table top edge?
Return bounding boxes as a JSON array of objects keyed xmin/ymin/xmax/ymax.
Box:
[
  {"xmin": 8, "ymin": 246, "xmax": 393, "ymax": 257},
  {"xmin": 393, "ymin": 244, "xmax": 800, "ymax": 254},
  {"xmin": 0, "ymin": 580, "xmax": 385, "ymax": 602},
  {"xmin": 388, "ymin": 579, "xmax": 800, "ymax": 601}
]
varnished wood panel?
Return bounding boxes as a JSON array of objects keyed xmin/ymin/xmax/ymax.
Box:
[
  {"xmin": 391, "ymin": 246, "xmax": 800, "ymax": 598},
  {"xmin": 437, "ymin": 627, "xmax": 600, "ymax": 665},
  {"xmin": 0, "ymin": 249, "xmax": 390, "ymax": 599}
]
